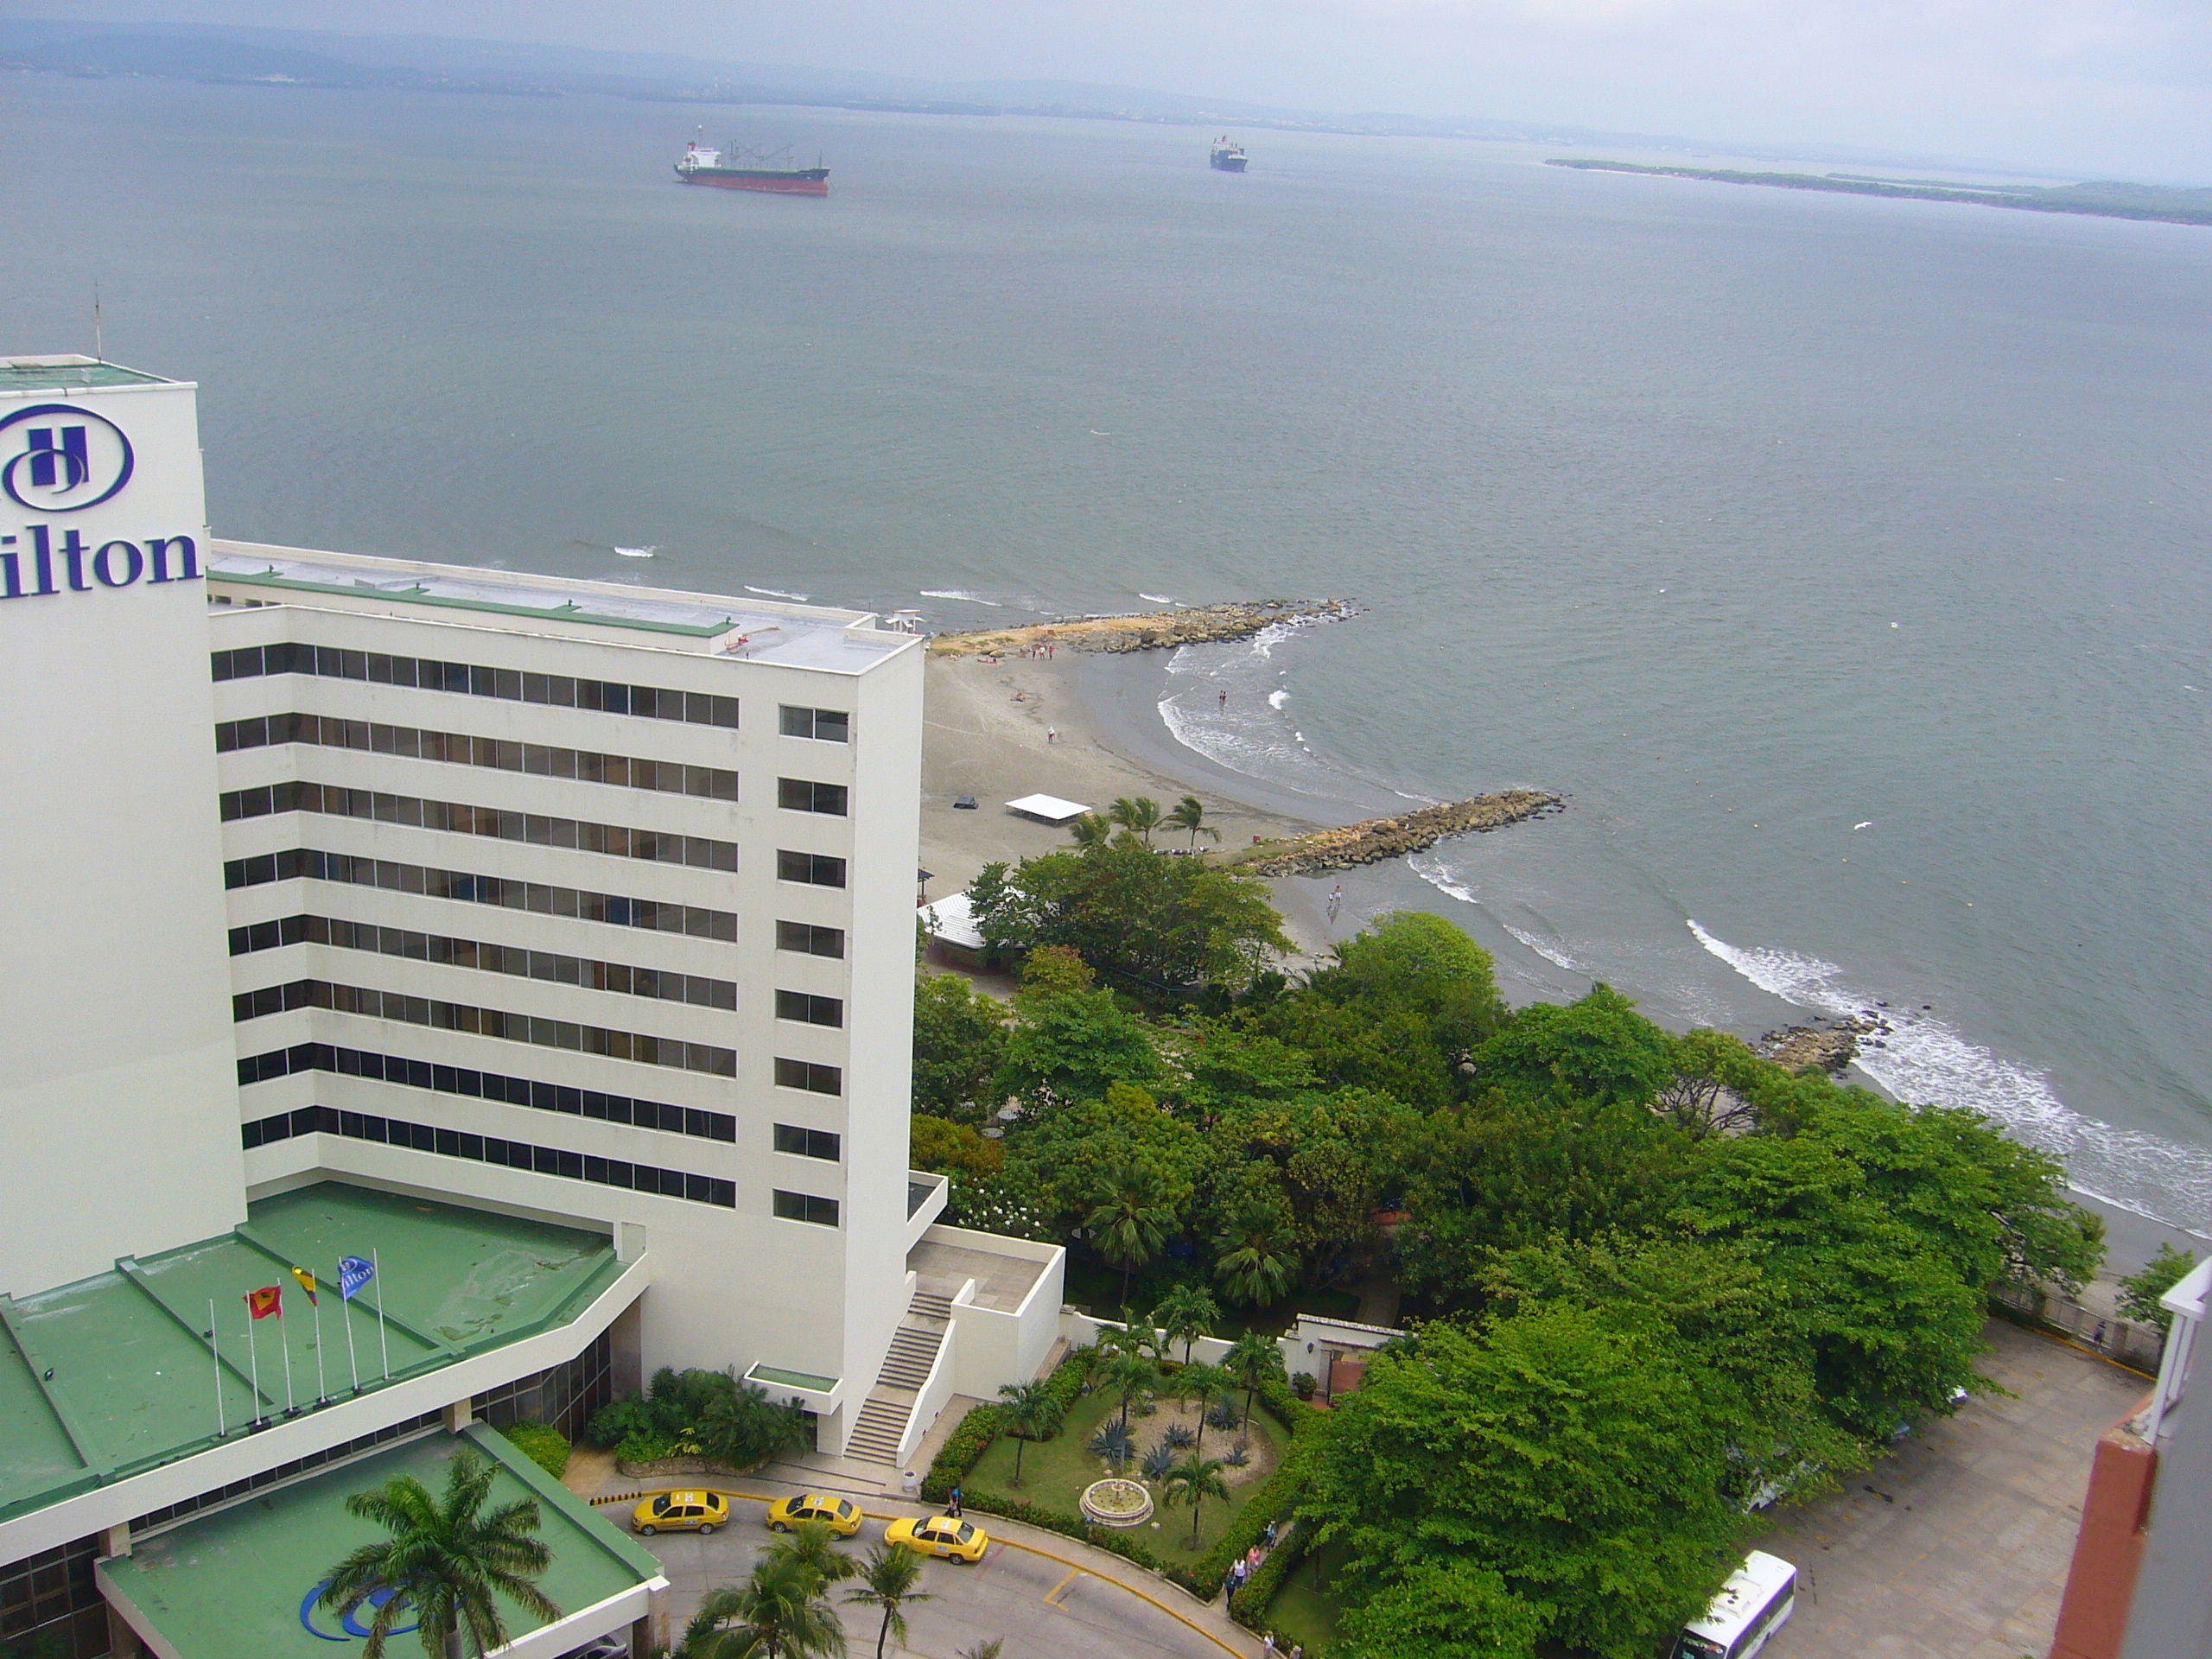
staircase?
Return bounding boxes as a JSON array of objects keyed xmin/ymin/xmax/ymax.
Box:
[{"xmin": 843, "ymin": 1291, "xmax": 953, "ymax": 1466}]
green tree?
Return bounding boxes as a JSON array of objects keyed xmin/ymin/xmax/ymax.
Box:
[
  {"xmin": 1108, "ymin": 795, "xmax": 1163, "ymax": 847},
  {"xmin": 1307, "ymin": 1312, "xmax": 1740, "ymax": 1659},
  {"xmin": 2120, "ymin": 1245, "xmax": 2199, "ymax": 1332},
  {"xmin": 1088, "ymin": 1162, "xmax": 1176, "ymax": 1307},
  {"xmin": 1149, "ymin": 1282, "xmax": 1221, "ymax": 1363},
  {"xmin": 1223, "ymin": 1329, "xmax": 1287, "ymax": 1427},
  {"xmin": 1068, "ymin": 812, "xmax": 1115, "ymax": 850},
  {"xmin": 1651, "ymin": 1027, "xmax": 1770, "ymax": 1139},
  {"xmin": 1335, "ymin": 1559, "xmax": 1542, "ymax": 1659},
  {"xmin": 1303, "ymin": 910, "xmax": 1508, "ymax": 1064},
  {"xmin": 317, "ymin": 1451, "xmax": 559, "ymax": 1659},
  {"xmin": 911, "ymin": 974, "xmax": 1009, "ymax": 1121},
  {"xmin": 774, "ymin": 1518, "xmax": 859, "ymax": 1590},
  {"xmin": 1094, "ymin": 1344, "xmax": 1159, "ymax": 1434},
  {"xmin": 1472, "ymin": 984, "xmax": 1676, "ymax": 1109},
  {"xmin": 1212, "ymin": 1196, "xmax": 1300, "ymax": 1307},
  {"xmin": 1177, "ymin": 1361, "xmax": 1233, "ymax": 1455},
  {"xmin": 997, "ymin": 986, "xmax": 1160, "ymax": 1111},
  {"xmin": 910, "ymin": 1116, "xmax": 1005, "ymax": 1178},
  {"xmin": 996, "ymin": 1378, "xmax": 1064, "ymax": 1486},
  {"xmin": 680, "ymin": 1549, "xmax": 846, "ymax": 1659},
  {"xmin": 1160, "ymin": 1452, "xmax": 1230, "ymax": 1547},
  {"xmin": 695, "ymin": 1376, "xmax": 805, "ymax": 1470},
  {"xmin": 1166, "ymin": 795, "xmax": 1221, "ymax": 851},
  {"xmin": 845, "ymin": 1542, "xmax": 931, "ymax": 1659}
]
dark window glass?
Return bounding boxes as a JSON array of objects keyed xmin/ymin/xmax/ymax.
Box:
[
  {"xmin": 772, "ymin": 1190, "xmax": 840, "ymax": 1227},
  {"xmin": 775, "ymin": 989, "xmax": 844, "ymax": 1028},
  {"xmin": 773, "ymin": 1123, "xmax": 842, "ymax": 1161},
  {"xmin": 775, "ymin": 920, "xmax": 846, "ymax": 958},
  {"xmin": 774, "ymin": 1058, "xmax": 842, "ymax": 1096},
  {"xmin": 777, "ymin": 851, "xmax": 847, "ymax": 888},
  {"xmin": 779, "ymin": 704, "xmax": 851, "ymax": 742},
  {"xmin": 779, "ymin": 778, "xmax": 849, "ymax": 816}
]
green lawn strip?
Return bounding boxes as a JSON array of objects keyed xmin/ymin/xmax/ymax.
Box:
[
  {"xmin": 1257, "ymin": 1535, "xmax": 1350, "ymax": 1652},
  {"xmin": 965, "ymin": 1387, "xmax": 1281, "ymax": 1567}
]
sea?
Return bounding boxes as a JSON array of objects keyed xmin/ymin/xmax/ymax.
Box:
[{"xmin": 8, "ymin": 73, "xmax": 2209, "ymax": 1249}]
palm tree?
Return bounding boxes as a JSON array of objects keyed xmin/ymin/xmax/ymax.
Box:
[
  {"xmin": 682, "ymin": 1550, "xmax": 846, "ymax": 1659},
  {"xmin": 1177, "ymin": 1362, "xmax": 1232, "ymax": 1456},
  {"xmin": 1068, "ymin": 811, "xmax": 1116, "ymax": 851},
  {"xmin": 318, "ymin": 1450, "xmax": 557, "ymax": 1659},
  {"xmin": 846, "ymin": 1542, "xmax": 933, "ymax": 1659},
  {"xmin": 997, "ymin": 1378, "xmax": 1064, "ymax": 1487},
  {"xmin": 1094, "ymin": 1345, "xmax": 1159, "ymax": 1435},
  {"xmin": 1107, "ymin": 795, "xmax": 1161, "ymax": 848},
  {"xmin": 1085, "ymin": 1162, "xmax": 1174, "ymax": 1308},
  {"xmin": 774, "ymin": 1518, "xmax": 858, "ymax": 1589},
  {"xmin": 1166, "ymin": 796, "xmax": 1221, "ymax": 852},
  {"xmin": 1160, "ymin": 1453, "xmax": 1230, "ymax": 1548},
  {"xmin": 1149, "ymin": 1283, "xmax": 1220, "ymax": 1365},
  {"xmin": 1224, "ymin": 1329, "xmax": 1287, "ymax": 1429},
  {"xmin": 1211, "ymin": 1198, "xmax": 1300, "ymax": 1309}
]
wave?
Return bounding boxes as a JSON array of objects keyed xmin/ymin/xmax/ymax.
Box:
[
  {"xmin": 920, "ymin": 588, "xmax": 1003, "ymax": 606},
  {"xmin": 1139, "ymin": 593, "xmax": 1177, "ymax": 605},
  {"xmin": 613, "ymin": 544, "xmax": 657, "ymax": 559},
  {"xmin": 744, "ymin": 584, "xmax": 810, "ymax": 601},
  {"xmin": 1268, "ymin": 688, "xmax": 1290, "ymax": 709},
  {"xmin": 1688, "ymin": 920, "xmax": 2212, "ymax": 1235}
]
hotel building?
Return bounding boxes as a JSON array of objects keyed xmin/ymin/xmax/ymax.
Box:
[{"xmin": 0, "ymin": 356, "xmax": 1063, "ymax": 1659}]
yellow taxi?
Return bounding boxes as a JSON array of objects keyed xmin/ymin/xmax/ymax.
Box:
[
  {"xmin": 630, "ymin": 1490, "xmax": 729, "ymax": 1536},
  {"xmin": 766, "ymin": 1493, "xmax": 863, "ymax": 1537},
  {"xmin": 885, "ymin": 1514, "xmax": 988, "ymax": 1563}
]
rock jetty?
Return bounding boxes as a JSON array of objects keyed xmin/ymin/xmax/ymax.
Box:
[
  {"xmin": 1231, "ymin": 791, "xmax": 1562, "ymax": 876},
  {"xmin": 929, "ymin": 598, "xmax": 1355, "ymax": 657},
  {"xmin": 1760, "ymin": 1012, "xmax": 1891, "ymax": 1075}
]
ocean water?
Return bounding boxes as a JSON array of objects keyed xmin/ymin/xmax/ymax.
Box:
[{"xmin": 7, "ymin": 75, "xmax": 2210, "ymax": 1234}]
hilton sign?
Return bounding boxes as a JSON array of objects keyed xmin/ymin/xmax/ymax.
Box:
[{"xmin": 0, "ymin": 403, "xmax": 200, "ymax": 601}]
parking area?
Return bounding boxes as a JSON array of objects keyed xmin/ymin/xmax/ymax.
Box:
[
  {"xmin": 622, "ymin": 1484, "xmax": 1255, "ymax": 1659},
  {"xmin": 1758, "ymin": 1319, "xmax": 2147, "ymax": 1659}
]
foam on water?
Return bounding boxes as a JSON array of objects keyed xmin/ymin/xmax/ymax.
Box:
[
  {"xmin": 1138, "ymin": 593, "xmax": 1177, "ymax": 605},
  {"xmin": 920, "ymin": 588, "xmax": 1004, "ymax": 606},
  {"xmin": 1688, "ymin": 921, "xmax": 2212, "ymax": 1234},
  {"xmin": 745, "ymin": 584, "xmax": 810, "ymax": 601}
]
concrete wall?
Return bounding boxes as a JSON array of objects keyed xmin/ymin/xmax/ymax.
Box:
[
  {"xmin": 0, "ymin": 370, "xmax": 247, "ymax": 1294},
  {"xmin": 925, "ymin": 1224, "xmax": 1065, "ymax": 1397},
  {"xmin": 2050, "ymin": 1399, "xmax": 2158, "ymax": 1659}
]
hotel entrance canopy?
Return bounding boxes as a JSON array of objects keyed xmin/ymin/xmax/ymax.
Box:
[{"xmin": 99, "ymin": 1424, "xmax": 664, "ymax": 1659}]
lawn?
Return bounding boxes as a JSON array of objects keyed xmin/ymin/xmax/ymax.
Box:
[
  {"xmin": 965, "ymin": 1382, "xmax": 1287, "ymax": 1568},
  {"xmin": 1258, "ymin": 1536, "xmax": 1350, "ymax": 1653}
]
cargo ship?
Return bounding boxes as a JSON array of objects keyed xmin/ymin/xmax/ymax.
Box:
[
  {"xmin": 675, "ymin": 140, "xmax": 830, "ymax": 196},
  {"xmin": 1210, "ymin": 137, "xmax": 1248, "ymax": 173}
]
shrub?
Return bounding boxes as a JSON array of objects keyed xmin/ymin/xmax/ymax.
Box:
[
  {"xmin": 590, "ymin": 1366, "xmax": 801, "ymax": 1471},
  {"xmin": 950, "ymin": 1490, "xmax": 1167, "ymax": 1576},
  {"xmin": 1224, "ymin": 1440, "xmax": 1251, "ymax": 1468},
  {"xmin": 1290, "ymin": 1372, "xmax": 1318, "ymax": 1401},
  {"xmin": 1089, "ymin": 1423, "xmax": 1135, "ymax": 1470},
  {"xmin": 587, "ymin": 1395, "xmax": 657, "ymax": 1447},
  {"xmin": 922, "ymin": 1346, "xmax": 1094, "ymax": 1504},
  {"xmin": 2120, "ymin": 1245, "xmax": 2199, "ymax": 1333},
  {"xmin": 1162, "ymin": 1422, "xmax": 1197, "ymax": 1451},
  {"xmin": 1142, "ymin": 1441, "xmax": 1179, "ymax": 1481},
  {"xmin": 1229, "ymin": 1516, "xmax": 1308, "ymax": 1625},
  {"xmin": 500, "ymin": 1421, "xmax": 571, "ymax": 1478},
  {"xmin": 1207, "ymin": 1399, "xmax": 1242, "ymax": 1431},
  {"xmin": 1166, "ymin": 1377, "xmax": 1325, "ymax": 1605}
]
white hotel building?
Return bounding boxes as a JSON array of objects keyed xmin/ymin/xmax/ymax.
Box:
[{"xmin": 0, "ymin": 357, "xmax": 1063, "ymax": 1659}]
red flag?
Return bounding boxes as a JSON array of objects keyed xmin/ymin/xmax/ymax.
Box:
[{"xmin": 246, "ymin": 1285, "xmax": 283, "ymax": 1320}]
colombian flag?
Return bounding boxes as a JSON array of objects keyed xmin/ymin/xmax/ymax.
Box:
[
  {"xmin": 290, "ymin": 1267, "xmax": 319, "ymax": 1306},
  {"xmin": 246, "ymin": 1285, "xmax": 283, "ymax": 1320}
]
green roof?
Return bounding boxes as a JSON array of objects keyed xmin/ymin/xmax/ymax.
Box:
[
  {"xmin": 100, "ymin": 1423, "xmax": 659, "ymax": 1659},
  {"xmin": 0, "ymin": 1184, "xmax": 625, "ymax": 1525},
  {"xmin": 0, "ymin": 359, "xmax": 169, "ymax": 393}
]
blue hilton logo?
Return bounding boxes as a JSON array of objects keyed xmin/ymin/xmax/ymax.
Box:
[{"xmin": 0, "ymin": 404, "xmax": 200, "ymax": 601}]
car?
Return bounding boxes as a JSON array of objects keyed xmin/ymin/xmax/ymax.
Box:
[
  {"xmin": 953, "ymin": 795, "xmax": 979, "ymax": 810},
  {"xmin": 630, "ymin": 1490, "xmax": 729, "ymax": 1535},
  {"xmin": 886, "ymin": 1514, "xmax": 988, "ymax": 1563},
  {"xmin": 766, "ymin": 1493, "xmax": 863, "ymax": 1536},
  {"xmin": 556, "ymin": 1640, "xmax": 631, "ymax": 1659}
]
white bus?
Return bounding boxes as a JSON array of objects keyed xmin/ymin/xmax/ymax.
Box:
[{"xmin": 1671, "ymin": 1550, "xmax": 1798, "ymax": 1659}]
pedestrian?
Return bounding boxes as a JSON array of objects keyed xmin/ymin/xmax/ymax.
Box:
[
  {"xmin": 1264, "ymin": 1519, "xmax": 1278, "ymax": 1548},
  {"xmin": 1262, "ymin": 1635, "xmax": 1276, "ymax": 1656},
  {"xmin": 1326, "ymin": 884, "xmax": 1343, "ymax": 924},
  {"xmin": 1247, "ymin": 1544, "xmax": 1262, "ymax": 1572},
  {"xmin": 1218, "ymin": 688, "xmax": 1228, "ymax": 709},
  {"xmin": 948, "ymin": 1484, "xmax": 963, "ymax": 1517},
  {"xmin": 1289, "ymin": 1645, "xmax": 1304, "ymax": 1659},
  {"xmin": 1046, "ymin": 727, "xmax": 1057, "ymax": 743}
]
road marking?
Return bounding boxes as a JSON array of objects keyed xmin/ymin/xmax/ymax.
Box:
[{"xmin": 1044, "ymin": 1566, "xmax": 1084, "ymax": 1608}]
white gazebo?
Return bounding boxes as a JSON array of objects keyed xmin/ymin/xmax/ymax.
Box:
[{"xmin": 1004, "ymin": 792, "xmax": 1091, "ymax": 825}]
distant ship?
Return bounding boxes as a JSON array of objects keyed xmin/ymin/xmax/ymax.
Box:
[
  {"xmin": 675, "ymin": 139, "xmax": 830, "ymax": 196},
  {"xmin": 1210, "ymin": 137, "xmax": 1249, "ymax": 173}
]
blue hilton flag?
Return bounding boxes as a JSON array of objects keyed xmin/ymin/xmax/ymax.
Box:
[{"xmin": 339, "ymin": 1255, "xmax": 374, "ymax": 1301}]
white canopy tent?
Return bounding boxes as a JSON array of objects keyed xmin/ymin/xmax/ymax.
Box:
[{"xmin": 1004, "ymin": 793, "xmax": 1092, "ymax": 825}]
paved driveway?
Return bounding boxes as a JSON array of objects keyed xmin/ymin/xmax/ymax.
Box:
[
  {"xmin": 631, "ymin": 1492, "xmax": 1252, "ymax": 1659},
  {"xmin": 1757, "ymin": 1319, "xmax": 2146, "ymax": 1659}
]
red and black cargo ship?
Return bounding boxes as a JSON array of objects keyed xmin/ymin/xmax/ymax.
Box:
[{"xmin": 676, "ymin": 141, "xmax": 830, "ymax": 196}]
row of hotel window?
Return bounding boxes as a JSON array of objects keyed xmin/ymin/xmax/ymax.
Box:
[
  {"xmin": 239, "ymin": 1106, "xmax": 837, "ymax": 1224},
  {"xmin": 216, "ymin": 782, "xmax": 855, "ymax": 892},
  {"xmin": 236, "ymin": 1040, "xmax": 842, "ymax": 1162},
  {"xmin": 210, "ymin": 641, "xmax": 853, "ymax": 746},
  {"xmin": 214, "ymin": 713, "xmax": 854, "ymax": 816}
]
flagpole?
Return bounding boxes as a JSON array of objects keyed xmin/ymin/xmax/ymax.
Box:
[
  {"xmin": 209, "ymin": 1300, "xmax": 226, "ymax": 1440},
  {"xmin": 313, "ymin": 1290, "xmax": 327, "ymax": 1404},
  {"xmin": 342, "ymin": 1263, "xmax": 362, "ymax": 1395},
  {"xmin": 373, "ymin": 1248, "xmax": 390, "ymax": 1382},
  {"xmin": 280, "ymin": 1306, "xmax": 296, "ymax": 1416},
  {"xmin": 246, "ymin": 1311, "xmax": 264, "ymax": 1430}
]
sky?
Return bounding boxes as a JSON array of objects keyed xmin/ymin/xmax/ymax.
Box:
[{"xmin": 17, "ymin": 0, "xmax": 2212, "ymax": 179}]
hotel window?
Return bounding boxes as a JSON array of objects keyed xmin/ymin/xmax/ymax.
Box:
[
  {"xmin": 773, "ymin": 1190, "xmax": 841, "ymax": 1227},
  {"xmin": 778, "ymin": 778, "xmax": 849, "ymax": 816},
  {"xmin": 779, "ymin": 705, "xmax": 850, "ymax": 742},
  {"xmin": 775, "ymin": 1058, "xmax": 842, "ymax": 1096},
  {"xmin": 777, "ymin": 850, "xmax": 847, "ymax": 888},
  {"xmin": 775, "ymin": 990, "xmax": 844, "ymax": 1028},
  {"xmin": 776, "ymin": 920, "xmax": 846, "ymax": 958},
  {"xmin": 773, "ymin": 1123, "xmax": 842, "ymax": 1161}
]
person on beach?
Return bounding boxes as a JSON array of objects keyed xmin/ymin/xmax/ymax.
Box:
[
  {"xmin": 1046, "ymin": 727, "xmax": 1057, "ymax": 743},
  {"xmin": 1218, "ymin": 688, "xmax": 1228, "ymax": 709},
  {"xmin": 1326, "ymin": 885, "xmax": 1343, "ymax": 924}
]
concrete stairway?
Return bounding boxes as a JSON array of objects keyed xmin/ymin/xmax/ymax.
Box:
[{"xmin": 843, "ymin": 1291, "xmax": 953, "ymax": 1466}]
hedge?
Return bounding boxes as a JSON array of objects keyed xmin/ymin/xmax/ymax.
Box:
[
  {"xmin": 1165, "ymin": 1372, "xmax": 1323, "ymax": 1603},
  {"xmin": 1229, "ymin": 1514, "xmax": 1311, "ymax": 1625},
  {"xmin": 946, "ymin": 1490, "xmax": 1171, "ymax": 1576},
  {"xmin": 499, "ymin": 1421, "xmax": 571, "ymax": 1479},
  {"xmin": 920, "ymin": 1344, "xmax": 1094, "ymax": 1504}
]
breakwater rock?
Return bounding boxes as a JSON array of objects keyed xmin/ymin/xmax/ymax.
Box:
[
  {"xmin": 1232, "ymin": 790, "xmax": 1563, "ymax": 876},
  {"xmin": 1760, "ymin": 1013, "xmax": 1892, "ymax": 1075},
  {"xmin": 930, "ymin": 598, "xmax": 1355, "ymax": 657}
]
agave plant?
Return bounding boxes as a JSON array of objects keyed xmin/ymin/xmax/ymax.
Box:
[
  {"xmin": 1224, "ymin": 1440, "xmax": 1251, "ymax": 1468},
  {"xmin": 1161, "ymin": 1421, "xmax": 1197, "ymax": 1451},
  {"xmin": 1141, "ymin": 1440, "xmax": 1178, "ymax": 1482},
  {"xmin": 1206, "ymin": 1399, "xmax": 1242, "ymax": 1431},
  {"xmin": 1088, "ymin": 1421, "xmax": 1135, "ymax": 1471}
]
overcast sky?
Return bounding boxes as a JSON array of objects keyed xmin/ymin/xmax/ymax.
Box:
[{"xmin": 24, "ymin": 0, "xmax": 2212, "ymax": 179}]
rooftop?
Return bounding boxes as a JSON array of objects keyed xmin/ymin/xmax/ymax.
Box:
[
  {"xmin": 0, "ymin": 1183, "xmax": 624, "ymax": 1525},
  {"xmin": 100, "ymin": 1423, "xmax": 660, "ymax": 1659},
  {"xmin": 909, "ymin": 1236, "xmax": 1048, "ymax": 1314},
  {"xmin": 1, "ymin": 355, "xmax": 173, "ymax": 395},
  {"xmin": 208, "ymin": 542, "xmax": 918, "ymax": 672}
]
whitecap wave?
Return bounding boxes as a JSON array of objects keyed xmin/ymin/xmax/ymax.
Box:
[
  {"xmin": 1504, "ymin": 924, "xmax": 1587, "ymax": 975},
  {"xmin": 920, "ymin": 589, "xmax": 1003, "ymax": 606},
  {"xmin": 744, "ymin": 584, "xmax": 810, "ymax": 601},
  {"xmin": 1139, "ymin": 593, "xmax": 1177, "ymax": 605},
  {"xmin": 1268, "ymin": 688, "xmax": 1290, "ymax": 709},
  {"xmin": 613, "ymin": 544, "xmax": 658, "ymax": 559},
  {"xmin": 1688, "ymin": 920, "xmax": 2212, "ymax": 1234}
]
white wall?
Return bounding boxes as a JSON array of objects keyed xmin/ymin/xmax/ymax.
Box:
[{"xmin": 0, "ymin": 372, "xmax": 245, "ymax": 1294}]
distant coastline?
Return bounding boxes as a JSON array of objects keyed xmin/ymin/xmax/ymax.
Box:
[{"xmin": 1548, "ymin": 158, "xmax": 2212, "ymax": 228}]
